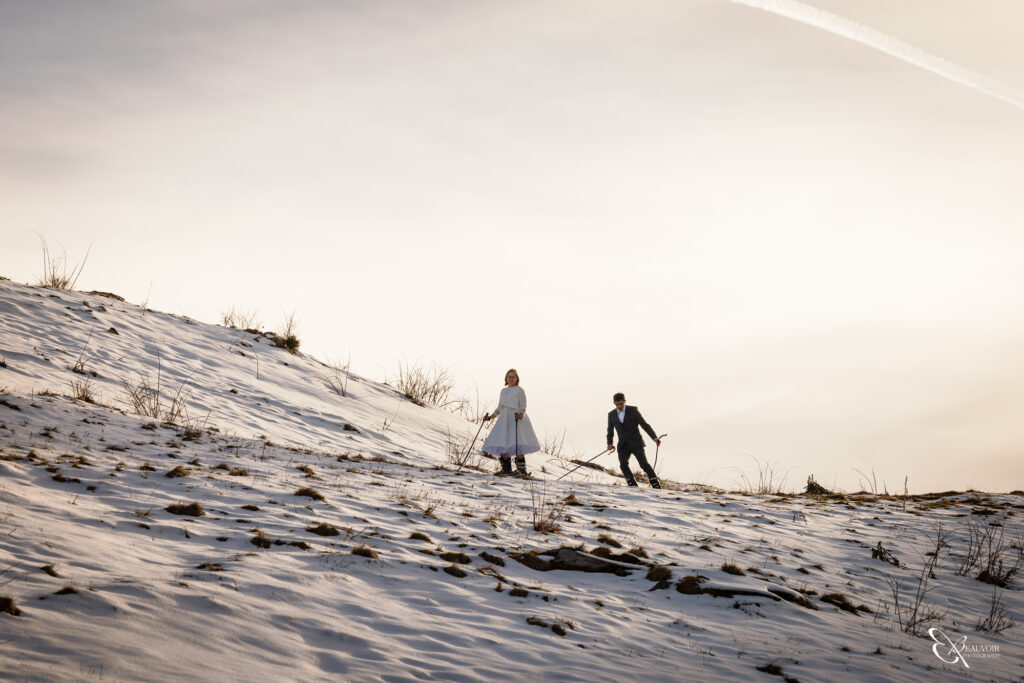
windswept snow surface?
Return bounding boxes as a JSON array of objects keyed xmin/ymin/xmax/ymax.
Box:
[{"xmin": 0, "ymin": 279, "xmax": 1021, "ymax": 681}]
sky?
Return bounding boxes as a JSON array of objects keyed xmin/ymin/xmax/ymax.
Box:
[{"xmin": 2, "ymin": 0, "xmax": 1023, "ymax": 492}]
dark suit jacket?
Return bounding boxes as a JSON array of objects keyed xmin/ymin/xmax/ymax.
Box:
[{"xmin": 607, "ymin": 406, "xmax": 658, "ymax": 452}]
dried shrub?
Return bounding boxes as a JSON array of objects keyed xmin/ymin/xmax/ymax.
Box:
[
  {"xmin": 409, "ymin": 532, "xmax": 431, "ymax": 542},
  {"xmin": 596, "ymin": 534, "xmax": 622, "ymax": 548},
  {"xmin": 976, "ymin": 587, "xmax": 1015, "ymax": 634},
  {"xmin": 221, "ymin": 306, "xmax": 261, "ymax": 330},
  {"xmin": 69, "ymin": 377, "xmax": 95, "ymax": 403},
  {"xmin": 165, "ymin": 465, "xmax": 190, "ymax": 478},
  {"xmin": 121, "ymin": 360, "xmax": 191, "ymax": 424},
  {"xmin": 390, "ymin": 358, "xmax": 459, "ymax": 408},
  {"xmin": 306, "ymin": 523, "xmax": 340, "ymax": 537},
  {"xmin": 529, "ymin": 482, "xmax": 567, "ymax": 534},
  {"xmin": 721, "ymin": 562, "xmax": 746, "ymax": 576}
]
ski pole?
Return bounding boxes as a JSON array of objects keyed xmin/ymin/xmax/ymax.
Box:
[
  {"xmin": 556, "ymin": 446, "xmax": 612, "ymax": 481},
  {"xmin": 462, "ymin": 418, "xmax": 488, "ymax": 464},
  {"xmin": 653, "ymin": 433, "xmax": 668, "ymax": 470}
]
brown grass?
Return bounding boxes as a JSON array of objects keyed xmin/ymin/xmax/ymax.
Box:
[
  {"xmin": 646, "ymin": 565, "xmax": 672, "ymax": 582},
  {"xmin": 439, "ymin": 552, "xmax": 471, "ymax": 564},
  {"xmin": 0, "ymin": 596, "xmax": 21, "ymax": 616},
  {"xmin": 480, "ymin": 551, "xmax": 505, "ymax": 566},
  {"xmin": 165, "ymin": 502, "xmax": 205, "ymax": 516},
  {"xmin": 294, "ymin": 487, "xmax": 325, "ymax": 501}
]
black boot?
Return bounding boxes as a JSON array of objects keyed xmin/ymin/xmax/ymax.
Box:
[
  {"xmin": 498, "ymin": 456, "xmax": 513, "ymax": 475},
  {"xmin": 514, "ymin": 455, "xmax": 528, "ymax": 477},
  {"xmin": 650, "ymin": 478, "xmax": 662, "ymax": 489}
]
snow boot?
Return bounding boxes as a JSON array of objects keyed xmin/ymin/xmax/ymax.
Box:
[
  {"xmin": 514, "ymin": 455, "xmax": 528, "ymax": 477},
  {"xmin": 650, "ymin": 478, "xmax": 662, "ymax": 489},
  {"xmin": 498, "ymin": 456, "xmax": 513, "ymax": 475}
]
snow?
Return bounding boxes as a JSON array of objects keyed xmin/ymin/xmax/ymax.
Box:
[{"xmin": 0, "ymin": 277, "xmax": 1021, "ymax": 681}]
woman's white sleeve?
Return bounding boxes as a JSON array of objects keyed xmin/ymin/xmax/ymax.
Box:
[{"xmin": 518, "ymin": 387, "xmax": 527, "ymax": 414}]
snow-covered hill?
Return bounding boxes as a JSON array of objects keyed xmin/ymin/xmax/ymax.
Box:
[{"xmin": 1, "ymin": 278, "xmax": 1021, "ymax": 681}]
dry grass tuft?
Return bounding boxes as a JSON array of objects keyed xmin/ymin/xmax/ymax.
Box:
[
  {"xmin": 439, "ymin": 552, "xmax": 471, "ymax": 564},
  {"xmin": 390, "ymin": 358, "xmax": 460, "ymax": 409},
  {"xmin": 646, "ymin": 565, "xmax": 672, "ymax": 582},
  {"xmin": 165, "ymin": 465, "xmax": 190, "ymax": 478},
  {"xmin": 0, "ymin": 596, "xmax": 22, "ymax": 616},
  {"xmin": 480, "ymin": 551, "xmax": 505, "ymax": 566},
  {"xmin": 820, "ymin": 592, "xmax": 864, "ymax": 615},
  {"xmin": 294, "ymin": 487, "xmax": 325, "ymax": 501},
  {"xmin": 306, "ymin": 523, "xmax": 340, "ymax": 537},
  {"xmin": 409, "ymin": 532, "xmax": 431, "ymax": 542},
  {"xmin": 351, "ymin": 544, "xmax": 378, "ymax": 559},
  {"xmin": 196, "ymin": 562, "xmax": 225, "ymax": 572},
  {"xmin": 165, "ymin": 502, "xmax": 205, "ymax": 516},
  {"xmin": 36, "ymin": 237, "xmax": 91, "ymax": 290},
  {"xmin": 443, "ymin": 565, "xmax": 467, "ymax": 578},
  {"xmin": 721, "ymin": 562, "xmax": 746, "ymax": 576}
]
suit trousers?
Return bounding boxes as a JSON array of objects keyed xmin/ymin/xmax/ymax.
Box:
[{"xmin": 617, "ymin": 443, "xmax": 658, "ymax": 486}]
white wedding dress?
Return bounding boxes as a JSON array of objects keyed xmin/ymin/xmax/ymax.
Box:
[{"xmin": 482, "ymin": 385, "xmax": 540, "ymax": 456}]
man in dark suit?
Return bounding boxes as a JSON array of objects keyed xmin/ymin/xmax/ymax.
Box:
[{"xmin": 606, "ymin": 392, "xmax": 662, "ymax": 489}]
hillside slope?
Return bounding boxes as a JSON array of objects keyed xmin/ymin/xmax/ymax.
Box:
[{"xmin": 1, "ymin": 279, "xmax": 1021, "ymax": 682}]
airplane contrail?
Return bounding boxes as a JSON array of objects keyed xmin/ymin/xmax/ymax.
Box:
[{"xmin": 733, "ymin": 0, "xmax": 1024, "ymax": 111}]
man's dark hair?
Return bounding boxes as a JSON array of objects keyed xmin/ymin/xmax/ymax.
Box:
[{"xmin": 613, "ymin": 392, "xmax": 625, "ymax": 402}]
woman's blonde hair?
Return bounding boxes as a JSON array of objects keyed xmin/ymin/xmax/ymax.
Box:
[{"xmin": 504, "ymin": 368, "xmax": 520, "ymax": 386}]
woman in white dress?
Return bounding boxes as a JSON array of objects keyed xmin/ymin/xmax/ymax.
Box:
[{"xmin": 482, "ymin": 368, "xmax": 540, "ymax": 476}]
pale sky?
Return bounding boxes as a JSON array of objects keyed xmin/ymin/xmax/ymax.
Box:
[{"xmin": 2, "ymin": 0, "xmax": 1023, "ymax": 492}]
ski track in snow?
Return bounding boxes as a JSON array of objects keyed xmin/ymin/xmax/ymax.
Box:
[
  {"xmin": 0, "ymin": 278, "xmax": 1022, "ymax": 681},
  {"xmin": 733, "ymin": 0, "xmax": 1024, "ymax": 111}
]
